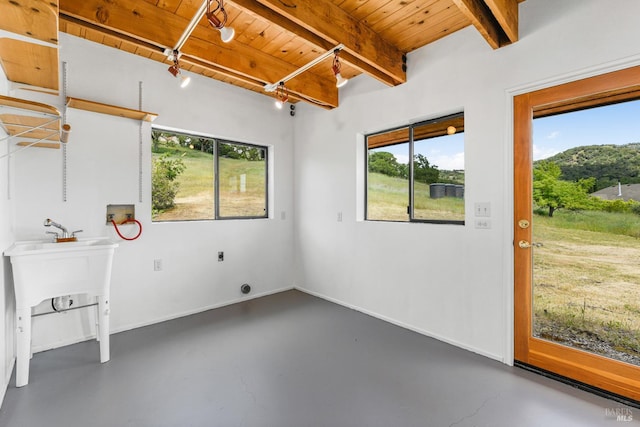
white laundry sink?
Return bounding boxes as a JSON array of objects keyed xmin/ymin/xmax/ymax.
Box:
[
  {"xmin": 4, "ymin": 237, "xmax": 119, "ymax": 387},
  {"xmin": 5, "ymin": 237, "xmax": 115, "ymax": 254}
]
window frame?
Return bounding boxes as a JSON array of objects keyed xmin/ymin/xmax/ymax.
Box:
[
  {"xmin": 151, "ymin": 126, "xmax": 269, "ymax": 222},
  {"xmin": 215, "ymin": 139, "xmax": 269, "ymax": 220},
  {"xmin": 365, "ymin": 112, "xmax": 465, "ymax": 225}
]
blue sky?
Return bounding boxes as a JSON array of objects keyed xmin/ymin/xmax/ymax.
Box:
[
  {"xmin": 371, "ymin": 133, "xmax": 465, "ymax": 170},
  {"xmin": 533, "ymin": 99, "xmax": 640, "ymax": 160}
]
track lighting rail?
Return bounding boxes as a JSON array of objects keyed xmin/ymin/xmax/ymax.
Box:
[
  {"xmin": 165, "ymin": 0, "xmax": 209, "ymax": 56},
  {"xmin": 264, "ymin": 44, "xmax": 345, "ymax": 93},
  {"xmin": 163, "ymin": 0, "xmax": 234, "ymax": 60}
]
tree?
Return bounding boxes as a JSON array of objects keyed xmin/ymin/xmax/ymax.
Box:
[
  {"xmin": 191, "ymin": 137, "xmax": 215, "ymax": 154},
  {"xmin": 368, "ymin": 151, "xmax": 405, "ymax": 177},
  {"xmin": 533, "ymin": 160, "xmax": 594, "ymax": 217},
  {"xmin": 152, "ymin": 154, "xmax": 186, "ymax": 211},
  {"xmin": 413, "ymin": 154, "xmax": 440, "ymax": 184}
]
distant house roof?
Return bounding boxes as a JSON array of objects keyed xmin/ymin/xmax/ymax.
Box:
[{"xmin": 591, "ymin": 183, "xmax": 640, "ymax": 201}]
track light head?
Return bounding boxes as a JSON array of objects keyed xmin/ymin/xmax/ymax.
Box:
[
  {"xmin": 335, "ymin": 73, "xmax": 348, "ymax": 88},
  {"xmin": 219, "ymin": 26, "xmax": 235, "ymax": 43},
  {"xmin": 167, "ymin": 50, "xmax": 190, "ymax": 88},
  {"xmin": 167, "ymin": 64, "xmax": 180, "ymax": 78},
  {"xmin": 332, "ymin": 50, "xmax": 348, "ymax": 88},
  {"xmin": 207, "ymin": 0, "xmax": 234, "ymax": 43},
  {"xmin": 274, "ymin": 82, "xmax": 288, "ymax": 109}
]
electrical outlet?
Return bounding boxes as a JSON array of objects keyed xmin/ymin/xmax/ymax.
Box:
[
  {"xmin": 281, "ymin": 211, "xmax": 286, "ymax": 220},
  {"xmin": 153, "ymin": 259, "xmax": 162, "ymax": 271},
  {"xmin": 337, "ymin": 212, "xmax": 343, "ymax": 222},
  {"xmin": 218, "ymin": 251, "xmax": 224, "ymax": 262},
  {"xmin": 474, "ymin": 219, "xmax": 491, "ymax": 229}
]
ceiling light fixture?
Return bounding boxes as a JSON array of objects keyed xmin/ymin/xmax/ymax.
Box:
[
  {"xmin": 332, "ymin": 50, "xmax": 348, "ymax": 88},
  {"xmin": 168, "ymin": 50, "xmax": 191, "ymax": 88},
  {"xmin": 163, "ymin": 0, "xmax": 234, "ymax": 66},
  {"xmin": 206, "ymin": 0, "xmax": 235, "ymax": 43},
  {"xmin": 274, "ymin": 82, "xmax": 288, "ymax": 109}
]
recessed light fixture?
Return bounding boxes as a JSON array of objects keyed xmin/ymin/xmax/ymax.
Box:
[
  {"xmin": 206, "ymin": 0, "xmax": 235, "ymax": 43},
  {"xmin": 447, "ymin": 126, "xmax": 457, "ymax": 135}
]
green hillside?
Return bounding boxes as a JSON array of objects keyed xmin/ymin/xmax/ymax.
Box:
[{"xmin": 539, "ymin": 143, "xmax": 640, "ymax": 191}]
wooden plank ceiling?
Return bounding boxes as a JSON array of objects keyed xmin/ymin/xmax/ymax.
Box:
[{"xmin": 2, "ymin": 0, "xmax": 524, "ymax": 109}]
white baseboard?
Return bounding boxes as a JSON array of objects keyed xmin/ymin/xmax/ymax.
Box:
[
  {"xmin": 31, "ymin": 285, "xmax": 295, "ymax": 354},
  {"xmin": 295, "ymin": 286, "xmax": 504, "ymax": 363},
  {"xmin": 110, "ymin": 285, "xmax": 295, "ymax": 335}
]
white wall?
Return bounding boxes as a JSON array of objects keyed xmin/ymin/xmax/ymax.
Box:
[
  {"xmin": 292, "ymin": 0, "xmax": 640, "ymax": 362},
  {"xmin": 6, "ymin": 34, "xmax": 295, "ymax": 357}
]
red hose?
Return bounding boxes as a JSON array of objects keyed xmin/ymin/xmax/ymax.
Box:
[{"xmin": 111, "ymin": 219, "xmax": 142, "ymax": 241}]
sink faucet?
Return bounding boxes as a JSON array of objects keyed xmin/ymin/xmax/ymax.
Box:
[
  {"xmin": 44, "ymin": 218, "xmax": 68, "ymax": 237},
  {"xmin": 43, "ymin": 219, "xmax": 82, "ymax": 241}
]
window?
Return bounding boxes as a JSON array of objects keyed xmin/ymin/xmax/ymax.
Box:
[
  {"xmin": 152, "ymin": 128, "xmax": 268, "ymax": 221},
  {"xmin": 365, "ymin": 113, "xmax": 465, "ymax": 224},
  {"xmin": 216, "ymin": 141, "xmax": 268, "ymax": 219}
]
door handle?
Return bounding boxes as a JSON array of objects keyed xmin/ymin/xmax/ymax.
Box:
[{"xmin": 518, "ymin": 240, "xmax": 543, "ymax": 248}]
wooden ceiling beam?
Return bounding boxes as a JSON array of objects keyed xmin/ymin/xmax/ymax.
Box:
[
  {"xmin": 251, "ymin": 0, "xmax": 406, "ymax": 84},
  {"xmin": 61, "ymin": 17, "xmax": 323, "ymax": 107},
  {"xmin": 59, "ymin": 0, "xmax": 338, "ymax": 107},
  {"xmin": 484, "ymin": 0, "xmax": 518, "ymax": 43},
  {"xmin": 59, "ymin": 13, "xmax": 262, "ymax": 87},
  {"xmin": 451, "ymin": 0, "xmax": 516, "ymax": 49},
  {"xmin": 230, "ymin": 0, "xmax": 400, "ymax": 86},
  {"xmin": 182, "ymin": 35, "xmax": 338, "ymax": 107}
]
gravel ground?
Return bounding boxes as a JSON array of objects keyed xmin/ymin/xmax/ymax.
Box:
[{"xmin": 535, "ymin": 325, "xmax": 640, "ymax": 366}]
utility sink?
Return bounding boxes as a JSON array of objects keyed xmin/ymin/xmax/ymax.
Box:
[
  {"xmin": 4, "ymin": 237, "xmax": 119, "ymax": 387},
  {"xmin": 6, "ymin": 237, "xmax": 117, "ymax": 255}
]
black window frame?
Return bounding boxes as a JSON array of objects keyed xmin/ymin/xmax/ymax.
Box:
[
  {"xmin": 365, "ymin": 112, "xmax": 465, "ymax": 225},
  {"xmin": 151, "ymin": 126, "xmax": 269, "ymax": 222},
  {"xmin": 215, "ymin": 139, "xmax": 269, "ymax": 220}
]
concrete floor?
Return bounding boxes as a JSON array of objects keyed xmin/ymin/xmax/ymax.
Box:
[{"xmin": 0, "ymin": 290, "xmax": 636, "ymax": 427}]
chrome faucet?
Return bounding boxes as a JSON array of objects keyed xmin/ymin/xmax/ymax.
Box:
[{"xmin": 44, "ymin": 219, "xmax": 82, "ymax": 241}]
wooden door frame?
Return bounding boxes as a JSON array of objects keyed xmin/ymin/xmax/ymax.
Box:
[{"xmin": 513, "ymin": 65, "xmax": 640, "ymax": 401}]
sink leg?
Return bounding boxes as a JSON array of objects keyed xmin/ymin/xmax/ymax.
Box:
[
  {"xmin": 95, "ymin": 299, "xmax": 100, "ymax": 342},
  {"xmin": 15, "ymin": 308, "xmax": 31, "ymax": 387},
  {"xmin": 97, "ymin": 296, "xmax": 110, "ymax": 363}
]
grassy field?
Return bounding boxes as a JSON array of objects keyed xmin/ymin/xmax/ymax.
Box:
[
  {"xmin": 533, "ymin": 211, "xmax": 640, "ymax": 363},
  {"xmin": 367, "ymin": 172, "xmax": 464, "ymax": 221},
  {"xmin": 152, "ymin": 147, "xmax": 265, "ymax": 221}
]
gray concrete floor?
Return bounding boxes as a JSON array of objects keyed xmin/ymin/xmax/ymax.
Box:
[{"xmin": 0, "ymin": 290, "xmax": 637, "ymax": 427}]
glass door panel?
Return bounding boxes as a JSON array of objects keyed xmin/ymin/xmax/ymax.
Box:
[{"xmin": 531, "ymin": 100, "xmax": 640, "ymax": 366}]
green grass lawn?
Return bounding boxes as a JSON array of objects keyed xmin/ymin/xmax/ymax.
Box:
[
  {"xmin": 367, "ymin": 172, "xmax": 464, "ymax": 221},
  {"xmin": 533, "ymin": 210, "xmax": 640, "ymax": 363},
  {"xmin": 152, "ymin": 146, "xmax": 265, "ymax": 221},
  {"xmin": 535, "ymin": 209, "xmax": 640, "ymax": 238}
]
